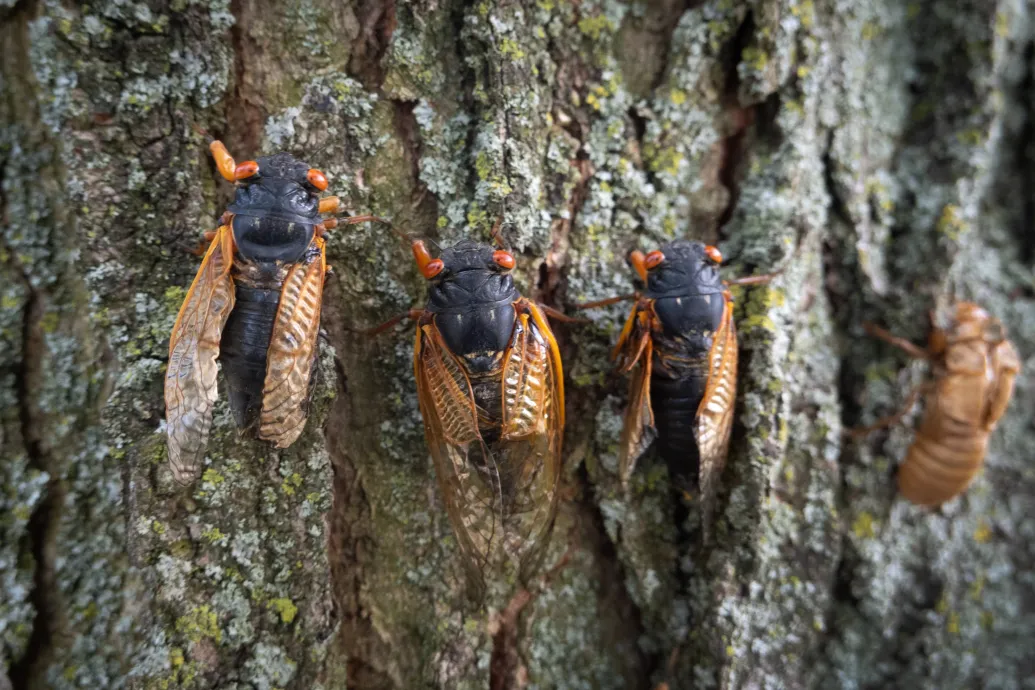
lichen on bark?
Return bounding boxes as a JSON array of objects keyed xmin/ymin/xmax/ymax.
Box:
[{"xmin": 2, "ymin": 0, "xmax": 1034, "ymax": 689}]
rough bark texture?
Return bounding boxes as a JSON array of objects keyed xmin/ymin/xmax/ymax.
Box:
[{"xmin": 2, "ymin": 0, "xmax": 1034, "ymax": 688}]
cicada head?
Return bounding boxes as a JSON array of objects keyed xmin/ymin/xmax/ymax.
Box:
[
  {"xmin": 944, "ymin": 301, "xmax": 1006, "ymax": 345},
  {"xmin": 227, "ymin": 152, "xmax": 325, "ymax": 225},
  {"xmin": 226, "ymin": 153, "xmax": 330, "ymax": 263},
  {"xmin": 634, "ymin": 239, "xmax": 724, "ymax": 298},
  {"xmin": 413, "ymin": 239, "xmax": 520, "ymax": 311}
]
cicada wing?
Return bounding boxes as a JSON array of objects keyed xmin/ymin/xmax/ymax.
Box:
[
  {"xmin": 498, "ymin": 301, "xmax": 566, "ymax": 582},
  {"xmin": 414, "ymin": 319, "xmax": 499, "ymax": 597},
  {"xmin": 614, "ymin": 303, "xmax": 656, "ymax": 485},
  {"xmin": 695, "ymin": 297, "xmax": 738, "ymax": 537},
  {"xmin": 258, "ymin": 238, "xmax": 326, "ymax": 448},
  {"xmin": 165, "ymin": 225, "xmax": 236, "ymax": 484}
]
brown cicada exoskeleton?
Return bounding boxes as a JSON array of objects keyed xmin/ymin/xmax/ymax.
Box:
[{"xmin": 854, "ymin": 302, "xmax": 1021, "ymax": 506}]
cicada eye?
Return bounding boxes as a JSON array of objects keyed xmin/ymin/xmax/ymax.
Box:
[
  {"xmin": 234, "ymin": 160, "xmax": 259, "ymax": 181},
  {"xmin": 704, "ymin": 245, "xmax": 723, "ymax": 264},
  {"xmin": 306, "ymin": 168, "xmax": 328, "ymax": 191},
  {"xmin": 493, "ymin": 250, "xmax": 515, "ymax": 270},
  {"xmin": 644, "ymin": 250, "xmax": 665, "ymax": 270},
  {"xmin": 422, "ymin": 259, "xmax": 444, "ymax": 279}
]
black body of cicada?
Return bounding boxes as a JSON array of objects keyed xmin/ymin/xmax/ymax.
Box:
[
  {"xmin": 165, "ymin": 143, "xmax": 333, "ymax": 484},
  {"xmin": 644, "ymin": 240, "xmax": 727, "ymax": 474},
  {"xmin": 601, "ymin": 238, "xmax": 737, "ymax": 537}
]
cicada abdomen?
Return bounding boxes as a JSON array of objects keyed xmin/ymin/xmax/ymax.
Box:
[{"xmin": 165, "ymin": 140, "xmax": 353, "ymax": 484}]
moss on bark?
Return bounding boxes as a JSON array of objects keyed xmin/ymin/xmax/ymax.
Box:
[{"xmin": 2, "ymin": 0, "xmax": 1034, "ymax": 688}]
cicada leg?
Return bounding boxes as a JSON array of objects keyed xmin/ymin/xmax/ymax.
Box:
[
  {"xmin": 188, "ymin": 230, "xmax": 219, "ymax": 256},
  {"xmin": 570, "ymin": 293, "xmax": 639, "ymax": 310},
  {"xmin": 342, "ymin": 214, "xmax": 395, "ymax": 226},
  {"xmin": 536, "ymin": 303, "xmax": 590, "ymax": 324},
  {"xmin": 863, "ymin": 322, "xmax": 931, "ymax": 360},
  {"xmin": 726, "ymin": 271, "xmax": 783, "ymax": 287},
  {"xmin": 363, "ymin": 308, "xmax": 423, "ymax": 336},
  {"xmin": 845, "ymin": 383, "xmax": 932, "ymax": 438}
]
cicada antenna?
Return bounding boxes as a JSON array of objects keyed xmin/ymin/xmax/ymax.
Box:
[
  {"xmin": 489, "ymin": 212, "xmax": 511, "ymax": 251},
  {"xmin": 341, "ymin": 214, "xmax": 443, "ymax": 253}
]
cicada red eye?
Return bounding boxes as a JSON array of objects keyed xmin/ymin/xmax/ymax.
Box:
[
  {"xmin": 307, "ymin": 168, "xmax": 328, "ymax": 191},
  {"xmin": 644, "ymin": 250, "xmax": 665, "ymax": 270},
  {"xmin": 234, "ymin": 160, "xmax": 259, "ymax": 180},
  {"xmin": 493, "ymin": 250, "xmax": 515, "ymax": 270},
  {"xmin": 422, "ymin": 259, "xmax": 445, "ymax": 279},
  {"xmin": 704, "ymin": 245, "xmax": 723, "ymax": 264}
]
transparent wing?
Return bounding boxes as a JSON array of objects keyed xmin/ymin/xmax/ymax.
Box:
[
  {"xmin": 165, "ymin": 225, "xmax": 235, "ymax": 484},
  {"xmin": 695, "ymin": 296, "xmax": 738, "ymax": 537},
  {"xmin": 497, "ymin": 300, "xmax": 565, "ymax": 583},
  {"xmin": 614, "ymin": 303, "xmax": 656, "ymax": 485},
  {"xmin": 258, "ymin": 238, "xmax": 326, "ymax": 448},
  {"xmin": 414, "ymin": 319, "xmax": 497, "ymax": 597}
]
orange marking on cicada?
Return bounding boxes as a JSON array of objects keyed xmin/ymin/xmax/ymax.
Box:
[
  {"xmin": 209, "ymin": 140, "xmax": 237, "ymax": 182},
  {"xmin": 412, "ymin": 239, "xmax": 444, "ymax": 279},
  {"xmin": 318, "ymin": 195, "xmax": 340, "ymax": 215},
  {"xmin": 704, "ymin": 244, "xmax": 723, "ymax": 264},
  {"xmin": 307, "ymin": 168, "xmax": 328, "ymax": 191},
  {"xmin": 644, "ymin": 250, "xmax": 665, "ymax": 270},
  {"xmin": 629, "ymin": 250, "xmax": 648, "ymax": 283},
  {"xmin": 234, "ymin": 160, "xmax": 259, "ymax": 181},
  {"xmin": 493, "ymin": 250, "xmax": 515, "ymax": 270}
]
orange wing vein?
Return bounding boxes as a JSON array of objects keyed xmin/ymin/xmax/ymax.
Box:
[
  {"xmin": 614, "ymin": 302, "xmax": 656, "ymax": 485},
  {"xmin": 695, "ymin": 295, "xmax": 738, "ymax": 537},
  {"xmin": 259, "ymin": 237, "xmax": 326, "ymax": 447},
  {"xmin": 165, "ymin": 225, "xmax": 236, "ymax": 484},
  {"xmin": 414, "ymin": 317, "xmax": 493, "ymax": 595},
  {"xmin": 499, "ymin": 300, "xmax": 565, "ymax": 582},
  {"xmin": 414, "ymin": 299, "xmax": 565, "ymax": 596}
]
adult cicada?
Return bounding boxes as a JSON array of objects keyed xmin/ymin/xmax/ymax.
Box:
[
  {"xmin": 371, "ymin": 236, "xmax": 567, "ymax": 597},
  {"xmin": 165, "ymin": 138, "xmax": 372, "ymax": 484},
  {"xmin": 578, "ymin": 239, "xmax": 779, "ymax": 535},
  {"xmin": 854, "ymin": 302, "xmax": 1021, "ymax": 506}
]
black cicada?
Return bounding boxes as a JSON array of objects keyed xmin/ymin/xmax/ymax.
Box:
[
  {"xmin": 165, "ymin": 139, "xmax": 367, "ymax": 484},
  {"xmin": 579, "ymin": 239, "xmax": 778, "ymax": 535},
  {"xmin": 373, "ymin": 237, "xmax": 566, "ymax": 596}
]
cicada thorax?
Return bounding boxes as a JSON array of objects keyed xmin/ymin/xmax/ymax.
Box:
[{"xmin": 430, "ymin": 264, "xmax": 521, "ymax": 442}]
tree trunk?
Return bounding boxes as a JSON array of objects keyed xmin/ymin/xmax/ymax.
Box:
[{"xmin": 2, "ymin": 0, "xmax": 1033, "ymax": 688}]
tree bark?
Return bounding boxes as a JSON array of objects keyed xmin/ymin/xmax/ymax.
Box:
[{"xmin": 2, "ymin": 0, "xmax": 1033, "ymax": 689}]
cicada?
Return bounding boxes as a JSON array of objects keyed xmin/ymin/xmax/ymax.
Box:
[
  {"xmin": 578, "ymin": 239, "xmax": 779, "ymax": 535},
  {"xmin": 855, "ymin": 302, "xmax": 1021, "ymax": 506},
  {"xmin": 165, "ymin": 139, "xmax": 369, "ymax": 484},
  {"xmin": 372, "ymin": 237, "xmax": 566, "ymax": 597}
]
